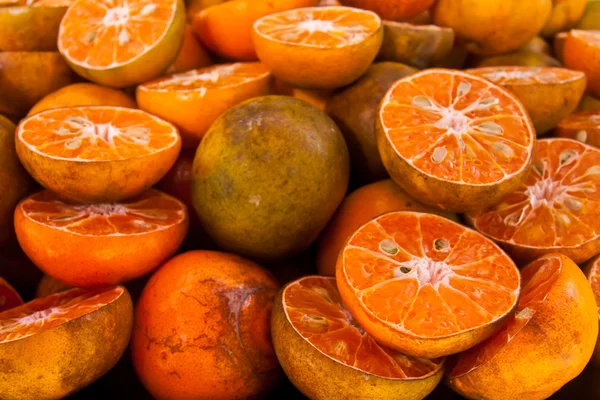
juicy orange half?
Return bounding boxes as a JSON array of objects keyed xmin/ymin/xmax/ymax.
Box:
[
  {"xmin": 467, "ymin": 138, "xmax": 600, "ymax": 264},
  {"xmin": 555, "ymin": 109, "xmax": 600, "ymax": 148},
  {"xmin": 0, "ymin": 278, "xmax": 23, "ymax": 313},
  {"xmin": 336, "ymin": 211, "xmax": 520, "ymax": 358},
  {"xmin": 376, "ymin": 68, "xmax": 536, "ymax": 212}
]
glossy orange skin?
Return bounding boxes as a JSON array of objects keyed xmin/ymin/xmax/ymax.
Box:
[
  {"xmin": 192, "ymin": 0, "xmax": 318, "ymax": 60},
  {"xmin": 165, "ymin": 25, "xmax": 212, "ymax": 74},
  {"xmin": 132, "ymin": 250, "xmax": 282, "ymax": 400},
  {"xmin": 0, "ymin": 4, "xmax": 68, "ymax": 51},
  {"xmin": 564, "ymin": 31, "xmax": 600, "ymax": 98},
  {"xmin": 339, "ymin": 0, "xmax": 435, "ymax": 21}
]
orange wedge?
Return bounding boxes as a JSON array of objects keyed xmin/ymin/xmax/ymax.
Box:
[
  {"xmin": 467, "ymin": 66, "xmax": 586, "ymax": 134},
  {"xmin": 0, "ymin": 278, "xmax": 23, "ymax": 312},
  {"xmin": 253, "ymin": 6, "xmax": 383, "ymax": 89},
  {"xmin": 584, "ymin": 254, "xmax": 600, "ymax": 366},
  {"xmin": 467, "ymin": 138, "xmax": 600, "ymax": 264},
  {"xmin": 376, "ymin": 69, "xmax": 536, "ymax": 212},
  {"xmin": 137, "ymin": 62, "xmax": 273, "ymax": 148},
  {"xmin": 447, "ymin": 254, "xmax": 598, "ymax": 399},
  {"xmin": 555, "ymin": 110, "xmax": 600, "ymax": 148},
  {"xmin": 337, "ymin": 211, "xmax": 521, "ymax": 358},
  {"xmin": 16, "ymin": 106, "xmax": 181, "ymax": 202},
  {"xmin": 15, "ymin": 189, "xmax": 189, "ymax": 287},
  {"xmin": 58, "ymin": 0, "xmax": 186, "ymax": 88},
  {"xmin": 272, "ymin": 276, "xmax": 445, "ymax": 399},
  {"xmin": 563, "ymin": 30, "xmax": 600, "ymax": 98}
]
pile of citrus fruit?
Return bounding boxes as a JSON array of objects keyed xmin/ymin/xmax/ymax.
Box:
[{"xmin": 1, "ymin": 0, "xmax": 600, "ymax": 399}]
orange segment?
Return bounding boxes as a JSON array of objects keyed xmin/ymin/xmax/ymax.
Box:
[
  {"xmin": 337, "ymin": 211, "xmax": 520, "ymax": 358},
  {"xmin": 555, "ymin": 109, "xmax": 600, "ymax": 148},
  {"xmin": 468, "ymin": 138, "xmax": 600, "ymax": 264}
]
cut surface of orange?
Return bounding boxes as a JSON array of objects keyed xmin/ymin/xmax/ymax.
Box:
[
  {"xmin": 58, "ymin": 0, "xmax": 186, "ymax": 87},
  {"xmin": 253, "ymin": 6, "xmax": 383, "ymax": 89},
  {"xmin": 0, "ymin": 278, "xmax": 23, "ymax": 313},
  {"xmin": 16, "ymin": 106, "xmax": 181, "ymax": 202},
  {"xmin": 137, "ymin": 62, "xmax": 273, "ymax": 147},
  {"xmin": 336, "ymin": 211, "xmax": 520, "ymax": 358},
  {"xmin": 555, "ymin": 109, "xmax": 600, "ymax": 148},
  {"xmin": 563, "ymin": 30, "xmax": 600, "ymax": 98},
  {"xmin": 376, "ymin": 69, "xmax": 535, "ymax": 212},
  {"xmin": 467, "ymin": 138, "xmax": 600, "ymax": 264}
]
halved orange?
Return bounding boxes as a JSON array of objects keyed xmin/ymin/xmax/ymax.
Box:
[
  {"xmin": 467, "ymin": 138, "xmax": 600, "ymax": 264},
  {"xmin": 58, "ymin": 0, "xmax": 186, "ymax": 88},
  {"xmin": 15, "ymin": 189, "xmax": 189, "ymax": 287},
  {"xmin": 376, "ymin": 69, "xmax": 536, "ymax": 212},
  {"xmin": 272, "ymin": 275, "xmax": 445, "ymax": 399},
  {"xmin": 447, "ymin": 254, "xmax": 598, "ymax": 399},
  {"xmin": 253, "ymin": 6, "xmax": 383, "ymax": 89},
  {"xmin": 16, "ymin": 106, "xmax": 181, "ymax": 203},
  {"xmin": 584, "ymin": 254, "xmax": 600, "ymax": 366},
  {"xmin": 555, "ymin": 110, "xmax": 600, "ymax": 148},
  {"xmin": 467, "ymin": 66, "xmax": 587, "ymax": 134},
  {"xmin": 0, "ymin": 278, "xmax": 23, "ymax": 312},
  {"xmin": 137, "ymin": 62, "xmax": 273, "ymax": 148},
  {"xmin": 0, "ymin": 286, "xmax": 133, "ymax": 400},
  {"xmin": 563, "ymin": 30, "xmax": 600, "ymax": 98},
  {"xmin": 336, "ymin": 211, "xmax": 521, "ymax": 358}
]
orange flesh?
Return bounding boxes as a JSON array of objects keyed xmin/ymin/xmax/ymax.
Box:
[
  {"xmin": 0, "ymin": 286, "xmax": 123, "ymax": 343},
  {"xmin": 253, "ymin": 6, "xmax": 380, "ymax": 48},
  {"xmin": 379, "ymin": 69, "xmax": 535, "ymax": 185},
  {"xmin": 340, "ymin": 212, "xmax": 520, "ymax": 338},
  {"xmin": 467, "ymin": 66, "xmax": 585, "ymax": 86},
  {"xmin": 284, "ymin": 276, "xmax": 444, "ymax": 379},
  {"xmin": 557, "ymin": 110, "xmax": 600, "ymax": 131},
  {"xmin": 58, "ymin": 0, "xmax": 177, "ymax": 68},
  {"xmin": 20, "ymin": 189, "xmax": 186, "ymax": 236},
  {"xmin": 140, "ymin": 62, "xmax": 270, "ymax": 91},
  {"xmin": 470, "ymin": 139, "xmax": 600, "ymax": 249},
  {"xmin": 449, "ymin": 255, "xmax": 561, "ymax": 377},
  {"xmin": 18, "ymin": 106, "xmax": 179, "ymax": 161}
]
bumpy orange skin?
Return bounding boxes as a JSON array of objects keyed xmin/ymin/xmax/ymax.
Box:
[
  {"xmin": 35, "ymin": 275, "xmax": 71, "ymax": 298},
  {"xmin": 316, "ymin": 179, "xmax": 457, "ymax": 276},
  {"xmin": 339, "ymin": 0, "xmax": 435, "ymax": 21},
  {"xmin": 131, "ymin": 250, "xmax": 282, "ymax": 400},
  {"xmin": 447, "ymin": 254, "xmax": 598, "ymax": 400},
  {"xmin": 564, "ymin": 31, "xmax": 600, "ymax": 98},
  {"xmin": 540, "ymin": 0, "xmax": 587, "ymax": 37},
  {"xmin": 0, "ymin": 4, "xmax": 68, "ymax": 51},
  {"xmin": 27, "ymin": 83, "xmax": 136, "ymax": 117},
  {"xmin": 165, "ymin": 25, "xmax": 212, "ymax": 74},
  {"xmin": 0, "ymin": 287, "xmax": 133, "ymax": 400},
  {"xmin": 432, "ymin": 0, "xmax": 552, "ymax": 55}
]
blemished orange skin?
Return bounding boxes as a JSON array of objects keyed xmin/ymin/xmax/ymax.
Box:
[
  {"xmin": 27, "ymin": 83, "xmax": 136, "ymax": 117},
  {"xmin": 192, "ymin": 0, "xmax": 318, "ymax": 61},
  {"xmin": 165, "ymin": 25, "xmax": 212, "ymax": 74},
  {"xmin": 316, "ymin": 179, "xmax": 457, "ymax": 276},
  {"xmin": 35, "ymin": 274, "xmax": 71, "ymax": 298},
  {"xmin": 583, "ymin": 255, "xmax": 600, "ymax": 366},
  {"xmin": 447, "ymin": 254, "xmax": 598, "ymax": 400},
  {"xmin": 540, "ymin": 0, "xmax": 587, "ymax": 37},
  {"xmin": 339, "ymin": 0, "xmax": 435, "ymax": 21},
  {"xmin": 432, "ymin": 0, "xmax": 552, "ymax": 55},
  {"xmin": 563, "ymin": 30, "xmax": 600, "ymax": 98},
  {"xmin": 131, "ymin": 250, "xmax": 282, "ymax": 400}
]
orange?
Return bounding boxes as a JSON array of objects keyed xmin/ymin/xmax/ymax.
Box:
[
  {"xmin": 584, "ymin": 255, "xmax": 600, "ymax": 366},
  {"xmin": 253, "ymin": 6, "xmax": 383, "ymax": 89},
  {"xmin": 474, "ymin": 51, "xmax": 562, "ymax": 68},
  {"xmin": 338, "ymin": 0, "xmax": 435, "ymax": 21},
  {"xmin": 376, "ymin": 69, "xmax": 536, "ymax": 212},
  {"xmin": 579, "ymin": 94, "xmax": 600, "ymax": 111},
  {"xmin": 137, "ymin": 62, "xmax": 273, "ymax": 148},
  {"xmin": 555, "ymin": 110, "xmax": 600, "ymax": 147},
  {"xmin": 0, "ymin": 0, "xmax": 73, "ymax": 51},
  {"xmin": 563, "ymin": 30, "xmax": 600, "ymax": 98},
  {"xmin": 28, "ymin": 83, "xmax": 136, "ymax": 117},
  {"xmin": 447, "ymin": 254, "xmax": 598, "ymax": 399},
  {"xmin": 186, "ymin": 0, "xmax": 227, "ymax": 21},
  {"xmin": 58, "ymin": 0, "xmax": 186, "ymax": 88},
  {"xmin": 165, "ymin": 24, "xmax": 212, "ymax": 74},
  {"xmin": 431, "ymin": 44, "xmax": 469, "ymax": 69},
  {"xmin": 36, "ymin": 274, "xmax": 71, "ymax": 298},
  {"xmin": 336, "ymin": 211, "xmax": 521, "ymax": 358},
  {"xmin": 554, "ymin": 31, "xmax": 568, "ymax": 62},
  {"xmin": 272, "ymin": 276, "xmax": 445, "ymax": 399},
  {"xmin": 0, "ymin": 277, "xmax": 23, "ymax": 312},
  {"xmin": 541, "ymin": 0, "xmax": 587, "ymax": 37},
  {"xmin": 15, "ymin": 189, "xmax": 189, "ymax": 287},
  {"xmin": 576, "ymin": 0, "xmax": 600, "ymax": 30},
  {"xmin": 291, "ymin": 89, "xmax": 332, "ymax": 111},
  {"xmin": 467, "ymin": 138, "xmax": 600, "ymax": 264},
  {"xmin": 16, "ymin": 106, "xmax": 181, "ymax": 202},
  {"xmin": 432, "ymin": 0, "xmax": 552, "ymax": 55},
  {"xmin": 377, "ymin": 22, "xmax": 455, "ymax": 69},
  {"xmin": 317, "ymin": 179, "xmax": 458, "ymax": 276},
  {"xmin": 522, "ymin": 36, "xmax": 553, "ymax": 55},
  {"xmin": 0, "ymin": 286, "xmax": 133, "ymax": 400},
  {"xmin": 192, "ymin": 0, "xmax": 318, "ymax": 61},
  {"xmin": 132, "ymin": 250, "xmax": 281, "ymax": 400},
  {"xmin": 467, "ymin": 66, "xmax": 586, "ymax": 134}
]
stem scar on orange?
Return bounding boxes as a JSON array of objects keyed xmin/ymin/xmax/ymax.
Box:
[
  {"xmin": 467, "ymin": 138, "xmax": 600, "ymax": 265},
  {"xmin": 447, "ymin": 254, "xmax": 598, "ymax": 399},
  {"xmin": 58, "ymin": 0, "xmax": 186, "ymax": 88},
  {"xmin": 272, "ymin": 276, "xmax": 445, "ymax": 400},
  {"xmin": 376, "ymin": 69, "xmax": 536, "ymax": 212},
  {"xmin": 555, "ymin": 109, "xmax": 600, "ymax": 148},
  {"xmin": 15, "ymin": 106, "xmax": 181, "ymax": 203},
  {"xmin": 336, "ymin": 211, "xmax": 521, "ymax": 359}
]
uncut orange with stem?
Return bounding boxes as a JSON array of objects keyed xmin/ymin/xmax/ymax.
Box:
[
  {"xmin": 336, "ymin": 211, "xmax": 521, "ymax": 358},
  {"xmin": 447, "ymin": 253, "xmax": 598, "ymax": 400},
  {"xmin": 467, "ymin": 138, "xmax": 600, "ymax": 264},
  {"xmin": 376, "ymin": 69, "xmax": 536, "ymax": 212},
  {"xmin": 555, "ymin": 109, "xmax": 600, "ymax": 148},
  {"xmin": 584, "ymin": 255, "xmax": 600, "ymax": 366},
  {"xmin": 272, "ymin": 276, "xmax": 445, "ymax": 400}
]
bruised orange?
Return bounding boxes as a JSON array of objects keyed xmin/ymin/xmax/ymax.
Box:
[
  {"xmin": 563, "ymin": 30, "xmax": 600, "ymax": 98},
  {"xmin": 555, "ymin": 109, "xmax": 600, "ymax": 148}
]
